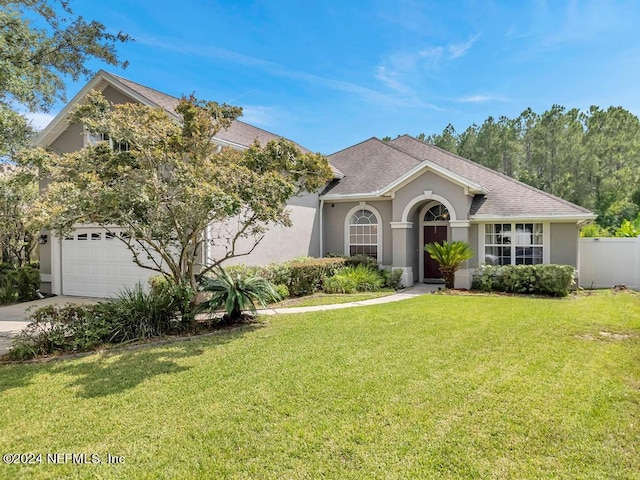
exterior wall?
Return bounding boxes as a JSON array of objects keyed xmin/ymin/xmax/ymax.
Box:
[
  {"xmin": 102, "ymin": 85, "xmax": 138, "ymax": 105},
  {"xmin": 550, "ymin": 223, "xmax": 579, "ymax": 267},
  {"xmin": 209, "ymin": 192, "xmax": 322, "ymax": 267},
  {"xmin": 391, "ymin": 171, "xmax": 471, "ymax": 222},
  {"xmin": 468, "ymin": 223, "xmax": 479, "ymax": 267},
  {"xmin": 322, "ymin": 200, "xmax": 393, "ymax": 265}
]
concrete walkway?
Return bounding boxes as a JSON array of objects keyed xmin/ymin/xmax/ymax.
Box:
[
  {"xmin": 258, "ymin": 282, "xmax": 442, "ymax": 315},
  {"xmin": 0, "ymin": 284, "xmax": 442, "ymax": 356},
  {"xmin": 0, "ymin": 296, "xmax": 103, "ymax": 357}
]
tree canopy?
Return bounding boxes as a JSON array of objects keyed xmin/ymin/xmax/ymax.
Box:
[
  {"xmin": 417, "ymin": 105, "xmax": 640, "ymax": 228},
  {"xmin": 25, "ymin": 91, "xmax": 333, "ymax": 292},
  {"xmin": 0, "ymin": 0, "xmax": 131, "ymax": 155}
]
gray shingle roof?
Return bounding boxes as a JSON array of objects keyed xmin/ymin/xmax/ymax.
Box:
[
  {"xmin": 323, "ymin": 137, "xmax": 420, "ymax": 195},
  {"xmin": 324, "ymin": 134, "xmax": 593, "ymax": 218},
  {"xmin": 108, "ymin": 72, "xmax": 310, "ymax": 152}
]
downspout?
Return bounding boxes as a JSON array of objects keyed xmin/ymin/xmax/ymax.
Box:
[{"xmin": 319, "ymin": 199, "xmax": 324, "ymax": 258}]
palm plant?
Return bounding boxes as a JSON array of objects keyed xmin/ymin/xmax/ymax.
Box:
[
  {"xmin": 424, "ymin": 241, "xmax": 474, "ymax": 289},
  {"xmin": 196, "ymin": 268, "xmax": 282, "ymax": 323}
]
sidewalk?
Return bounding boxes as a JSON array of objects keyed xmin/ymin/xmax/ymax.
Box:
[{"xmin": 258, "ymin": 282, "xmax": 441, "ymax": 315}]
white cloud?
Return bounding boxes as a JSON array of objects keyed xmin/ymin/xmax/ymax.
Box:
[
  {"xmin": 448, "ymin": 34, "xmax": 480, "ymax": 59},
  {"xmin": 241, "ymin": 105, "xmax": 277, "ymax": 127},
  {"xmin": 456, "ymin": 94, "xmax": 507, "ymax": 103}
]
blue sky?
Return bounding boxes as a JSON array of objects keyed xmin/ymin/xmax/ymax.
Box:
[{"xmin": 30, "ymin": 0, "xmax": 640, "ymax": 154}]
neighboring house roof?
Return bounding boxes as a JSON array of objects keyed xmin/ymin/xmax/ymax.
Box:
[
  {"xmin": 34, "ymin": 71, "xmax": 347, "ymax": 176},
  {"xmin": 324, "ymin": 134, "xmax": 594, "ymax": 220}
]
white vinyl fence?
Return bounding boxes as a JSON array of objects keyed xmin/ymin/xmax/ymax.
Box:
[{"xmin": 579, "ymin": 237, "xmax": 640, "ymax": 290}]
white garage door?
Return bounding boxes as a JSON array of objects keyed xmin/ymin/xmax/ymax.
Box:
[{"xmin": 62, "ymin": 228, "xmax": 159, "ymax": 298}]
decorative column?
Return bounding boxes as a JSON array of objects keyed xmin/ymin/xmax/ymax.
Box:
[
  {"xmin": 450, "ymin": 220, "xmax": 472, "ymax": 289},
  {"xmin": 390, "ymin": 222, "xmax": 413, "ymax": 287}
]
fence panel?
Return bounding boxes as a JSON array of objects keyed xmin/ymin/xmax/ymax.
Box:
[{"xmin": 579, "ymin": 238, "xmax": 640, "ymax": 289}]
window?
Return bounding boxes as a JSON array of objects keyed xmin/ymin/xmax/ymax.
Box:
[
  {"xmin": 86, "ymin": 131, "xmax": 130, "ymax": 152},
  {"xmin": 424, "ymin": 204, "xmax": 449, "ymax": 222},
  {"xmin": 484, "ymin": 223, "xmax": 543, "ymax": 265},
  {"xmin": 348, "ymin": 208, "xmax": 379, "ymax": 260}
]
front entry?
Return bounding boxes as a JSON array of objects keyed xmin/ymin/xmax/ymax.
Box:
[{"xmin": 424, "ymin": 225, "xmax": 448, "ymax": 280}]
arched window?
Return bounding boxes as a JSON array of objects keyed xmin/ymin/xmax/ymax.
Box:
[
  {"xmin": 348, "ymin": 208, "xmax": 379, "ymax": 260},
  {"xmin": 424, "ymin": 204, "xmax": 449, "ymax": 222}
]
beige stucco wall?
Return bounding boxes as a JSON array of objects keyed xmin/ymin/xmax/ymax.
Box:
[
  {"xmin": 550, "ymin": 223, "xmax": 579, "ymax": 266},
  {"xmin": 391, "ymin": 171, "xmax": 472, "ymax": 222},
  {"xmin": 209, "ymin": 192, "xmax": 322, "ymax": 267},
  {"xmin": 322, "ymin": 200, "xmax": 393, "ymax": 265}
]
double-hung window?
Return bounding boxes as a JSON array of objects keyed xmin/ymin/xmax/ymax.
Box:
[{"xmin": 485, "ymin": 223, "xmax": 543, "ymax": 265}]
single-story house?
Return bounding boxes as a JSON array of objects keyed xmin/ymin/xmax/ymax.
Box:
[{"xmin": 35, "ymin": 71, "xmax": 596, "ymax": 297}]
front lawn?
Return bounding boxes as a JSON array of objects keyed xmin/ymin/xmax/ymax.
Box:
[{"xmin": 1, "ymin": 292, "xmax": 639, "ymax": 479}]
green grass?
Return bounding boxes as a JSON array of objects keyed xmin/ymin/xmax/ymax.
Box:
[
  {"xmin": 1, "ymin": 292, "xmax": 639, "ymax": 479},
  {"xmin": 272, "ymin": 289, "xmax": 395, "ymax": 308}
]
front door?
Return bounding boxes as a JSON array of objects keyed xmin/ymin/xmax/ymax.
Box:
[{"xmin": 424, "ymin": 225, "xmax": 448, "ymax": 280}]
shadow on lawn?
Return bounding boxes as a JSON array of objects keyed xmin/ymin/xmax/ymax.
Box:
[{"xmin": 1, "ymin": 323, "xmax": 262, "ymax": 398}]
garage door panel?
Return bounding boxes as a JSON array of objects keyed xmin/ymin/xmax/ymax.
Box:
[{"xmin": 62, "ymin": 229, "xmax": 160, "ymax": 298}]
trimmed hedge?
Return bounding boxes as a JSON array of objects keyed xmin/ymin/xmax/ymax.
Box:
[
  {"xmin": 472, "ymin": 264, "xmax": 575, "ymax": 297},
  {"xmin": 226, "ymin": 257, "xmax": 346, "ymax": 297}
]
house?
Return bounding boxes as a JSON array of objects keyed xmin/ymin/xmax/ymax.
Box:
[{"xmin": 35, "ymin": 71, "xmax": 595, "ymax": 297}]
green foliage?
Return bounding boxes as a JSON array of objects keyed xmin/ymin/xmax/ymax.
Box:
[
  {"xmin": 0, "ymin": 264, "xmax": 39, "ymax": 305},
  {"xmin": 343, "ymin": 254, "xmax": 379, "ymax": 270},
  {"xmin": 8, "ymin": 283, "xmax": 192, "ymax": 359},
  {"xmin": 8, "ymin": 304, "xmax": 109, "ymax": 360},
  {"xmin": 424, "ymin": 240, "xmax": 474, "ymax": 289},
  {"xmin": 381, "ymin": 268, "xmax": 404, "ymax": 290},
  {"xmin": 472, "ymin": 264, "xmax": 575, "ymax": 297},
  {"xmin": 614, "ymin": 218, "xmax": 640, "ymax": 238},
  {"xmin": 197, "ymin": 268, "xmax": 281, "ymax": 322},
  {"xmin": 580, "ymin": 223, "xmax": 611, "ymax": 238},
  {"xmin": 0, "ymin": 0, "xmax": 131, "ymax": 155},
  {"xmin": 323, "ymin": 265, "xmax": 384, "ymax": 294},
  {"xmin": 285, "ymin": 258, "xmax": 346, "ymax": 296},
  {"xmin": 0, "ymin": 169, "xmax": 40, "ymax": 265},
  {"xmin": 274, "ymin": 284, "xmax": 290, "ymax": 299},
  {"xmin": 417, "ymin": 105, "xmax": 640, "ymax": 227}
]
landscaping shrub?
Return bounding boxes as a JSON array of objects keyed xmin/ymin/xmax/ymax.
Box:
[
  {"xmin": 381, "ymin": 268, "xmax": 404, "ymax": 290},
  {"xmin": 323, "ymin": 264, "xmax": 384, "ymax": 294},
  {"xmin": 8, "ymin": 282, "xmax": 193, "ymax": 360},
  {"xmin": 285, "ymin": 257, "xmax": 346, "ymax": 296},
  {"xmin": 8, "ymin": 304, "xmax": 111, "ymax": 360},
  {"xmin": 0, "ymin": 265, "xmax": 40, "ymax": 305},
  {"xmin": 472, "ymin": 264, "xmax": 575, "ymax": 297},
  {"xmin": 274, "ymin": 284, "xmax": 290, "ymax": 299},
  {"xmin": 343, "ymin": 254, "xmax": 379, "ymax": 270},
  {"xmin": 196, "ymin": 268, "xmax": 281, "ymax": 322}
]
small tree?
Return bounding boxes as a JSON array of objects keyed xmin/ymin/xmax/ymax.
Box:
[
  {"xmin": 424, "ymin": 240, "xmax": 474, "ymax": 289},
  {"xmin": 26, "ymin": 91, "xmax": 333, "ymax": 308},
  {"xmin": 196, "ymin": 268, "xmax": 281, "ymax": 323}
]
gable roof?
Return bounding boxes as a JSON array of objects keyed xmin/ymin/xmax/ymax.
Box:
[
  {"xmin": 323, "ymin": 134, "xmax": 594, "ymax": 220},
  {"xmin": 35, "ymin": 71, "xmax": 347, "ymax": 176}
]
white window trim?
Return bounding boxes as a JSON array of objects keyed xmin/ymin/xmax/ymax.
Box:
[
  {"xmin": 344, "ymin": 202, "xmax": 383, "ymax": 263},
  {"xmin": 477, "ymin": 222, "xmax": 550, "ymax": 265}
]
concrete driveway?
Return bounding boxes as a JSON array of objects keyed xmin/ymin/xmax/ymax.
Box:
[{"xmin": 0, "ymin": 296, "xmax": 104, "ymax": 356}]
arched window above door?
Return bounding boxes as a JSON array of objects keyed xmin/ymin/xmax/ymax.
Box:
[{"xmin": 423, "ymin": 204, "xmax": 449, "ymax": 222}]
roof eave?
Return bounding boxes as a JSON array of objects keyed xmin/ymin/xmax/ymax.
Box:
[{"xmin": 470, "ymin": 213, "xmax": 597, "ymax": 224}]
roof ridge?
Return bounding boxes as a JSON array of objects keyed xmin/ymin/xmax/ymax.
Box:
[
  {"xmin": 394, "ymin": 135, "xmax": 592, "ymax": 213},
  {"xmin": 328, "ymin": 136, "xmax": 381, "ymax": 156},
  {"xmin": 102, "ymin": 70, "xmax": 181, "ymax": 105}
]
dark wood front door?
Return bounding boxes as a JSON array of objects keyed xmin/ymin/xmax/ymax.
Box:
[{"xmin": 424, "ymin": 225, "xmax": 448, "ymax": 280}]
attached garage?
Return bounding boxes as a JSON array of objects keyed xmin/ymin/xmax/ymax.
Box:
[{"xmin": 61, "ymin": 228, "xmax": 158, "ymax": 298}]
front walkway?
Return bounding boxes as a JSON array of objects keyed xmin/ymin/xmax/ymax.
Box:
[{"xmin": 259, "ymin": 283, "xmax": 442, "ymax": 315}]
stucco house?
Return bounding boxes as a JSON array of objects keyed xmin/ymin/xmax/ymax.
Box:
[{"xmin": 35, "ymin": 71, "xmax": 595, "ymax": 297}]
